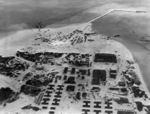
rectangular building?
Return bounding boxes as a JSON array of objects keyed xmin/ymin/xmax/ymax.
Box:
[
  {"xmin": 94, "ymin": 53, "xmax": 117, "ymax": 63},
  {"xmin": 92, "ymin": 70, "xmax": 106, "ymax": 85}
]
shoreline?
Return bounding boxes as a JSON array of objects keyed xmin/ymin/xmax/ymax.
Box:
[
  {"xmin": 0, "ymin": 26, "xmax": 150, "ymax": 94},
  {"xmin": 90, "ymin": 10, "xmax": 150, "ymax": 93},
  {"xmin": 112, "ymin": 37, "xmax": 150, "ymax": 94}
]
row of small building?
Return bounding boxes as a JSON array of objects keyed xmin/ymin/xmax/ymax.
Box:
[{"xmin": 63, "ymin": 67, "xmax": 90, "ymax": 76}]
